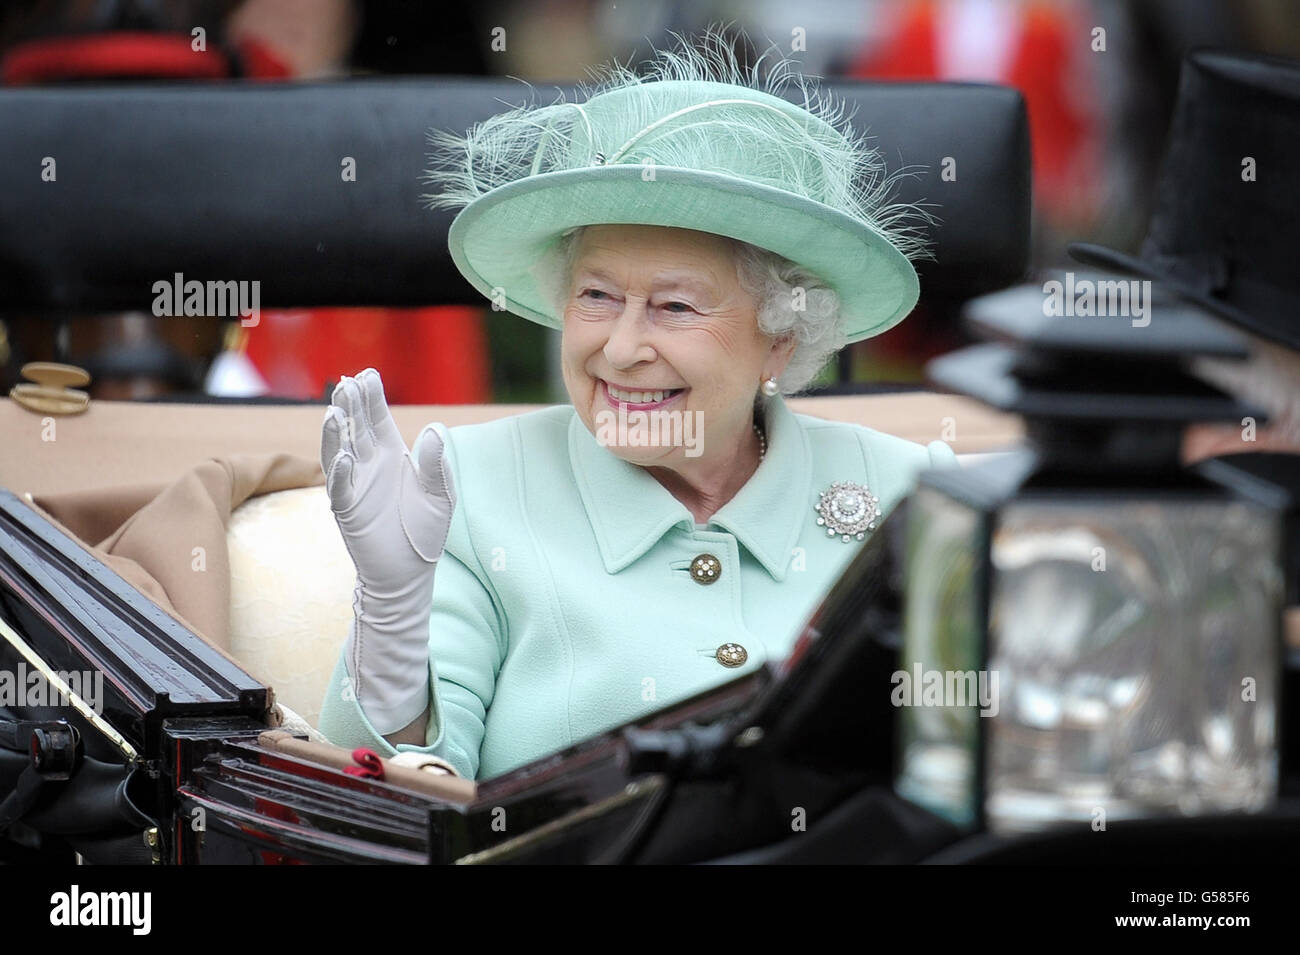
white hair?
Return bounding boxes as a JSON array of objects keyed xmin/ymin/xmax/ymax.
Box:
[
  {"xmin": 539, "ymin": 225, "xmax": 845, "ymax": 395},
  {"xmin": 1192, "ymin": 328, "xmax": 1300, "ymax": 444}
]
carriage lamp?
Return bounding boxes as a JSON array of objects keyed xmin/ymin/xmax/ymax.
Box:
[{"xmin": 895, "ymin": 286, "xmax": 1287, "ymax": 834}]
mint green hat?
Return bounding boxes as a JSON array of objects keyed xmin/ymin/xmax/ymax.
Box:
[{"xmin": 424, "ymin": 34, "xmax": 930, "ymax": 343}]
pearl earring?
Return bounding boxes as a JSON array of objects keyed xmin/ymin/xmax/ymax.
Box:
[{"xmin": 761, "ymin": 377, "xmax": 779, "ymax": 397}]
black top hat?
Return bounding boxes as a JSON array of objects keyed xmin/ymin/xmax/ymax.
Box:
[{"xmin": 1070, "ymin": 50, "xmax": 1300, "ymax": 351}]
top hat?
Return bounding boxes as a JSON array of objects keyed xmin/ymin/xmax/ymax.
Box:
[
  {"xmin": 423, "ymin": 31, "xmax": 931, "ymax": 344},
  {"xmin": 1070, "ymin": 50, "xmax": 1300, "ymax": 351}
]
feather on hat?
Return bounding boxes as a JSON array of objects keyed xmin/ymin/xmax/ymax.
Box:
[{"xmin": 423, "ymin": 28, "xmax": 933, "ymax": 342}]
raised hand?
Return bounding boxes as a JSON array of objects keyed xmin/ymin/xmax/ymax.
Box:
[{"xmin": 320, "ymin": 368, "xmax": 456, "ymax": 735}]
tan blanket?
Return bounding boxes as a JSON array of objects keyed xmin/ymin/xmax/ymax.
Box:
[{"xmin": 31, "ymin": 453, "xmax": 324, "ymax": 655}]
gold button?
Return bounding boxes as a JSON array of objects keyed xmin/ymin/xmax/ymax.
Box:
[
  {"xmin": 715, "ymin": 643, "xmax": 748, "ymax": 668},
  {"xmin": 689, "ymin": 553, "xmax": 721, "ymax": 585}
]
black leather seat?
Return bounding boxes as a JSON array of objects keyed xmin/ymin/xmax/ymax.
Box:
[{"xmin": 0, "ymin": 77, "xmax": 1029, "ymax": 312}]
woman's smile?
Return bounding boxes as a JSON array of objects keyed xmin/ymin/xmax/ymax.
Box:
[{"xmin": 600, "ymin": 379, "xmax": 688, "ymax": 411}]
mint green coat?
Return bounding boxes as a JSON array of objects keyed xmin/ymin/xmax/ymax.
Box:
[{"xmin": 318, "ymin": 396, "xmax": 957, "ymax": 780}]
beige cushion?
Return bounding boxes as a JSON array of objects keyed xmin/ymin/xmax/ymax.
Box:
[{"xmin": 227, "ymin": 486, "xmax": 354, "ymax": 728}]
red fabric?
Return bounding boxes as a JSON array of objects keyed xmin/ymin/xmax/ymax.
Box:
[
  {"xmin": 1004, "ymin": 5, "xmax": 1099, "ymax": 221},
  {"xmin": 343, "ymin": 748, "xmax": 385, "ymax": 779},
  {"xmin": 243, "ymin": 306, "xmax": 491, "ymax": 404},
  {"xmin": 1, "ymin": 30, "xmax": 291, "ymax": 84},
  {"xmin": 1, "ymin": 32, "xmax": 231, "ymax": 84},
  {"xmin": 232, "ymin": 35, "xmax": 293, "ymax": 80},
  {"xmin": 851, "ymin": 2, "xmax": 938, "ymax": 77},
  {"xmin": 849, "ymin": 0, "xmax": 1101, "ymax": 222}
]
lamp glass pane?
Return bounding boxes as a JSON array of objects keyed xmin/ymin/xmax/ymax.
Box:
[
  {"xmin": 896, "ymin": 486, "xmax": 986, "ymax": 828},
  {"xmin": 986, "ymin": 497, "xmax": 1282, "ymax": 833}
]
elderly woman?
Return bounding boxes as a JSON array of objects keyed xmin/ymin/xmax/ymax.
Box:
[{"xmin": 317, "ymin": 36, "xmax": 956, "ymax": 780}]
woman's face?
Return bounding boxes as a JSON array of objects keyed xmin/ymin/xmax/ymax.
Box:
[{"xmin": 560, "ymin": 224, "xmax": 792, "ymax": 470}]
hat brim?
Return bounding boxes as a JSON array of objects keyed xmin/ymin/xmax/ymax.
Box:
[
  {"xmin": 1067, "ymin": 240, "xmax": 1278, "ymax": 343},
  {"xmin": 447, "ymin": 165, "xmax": 919, "ymax": 343}
]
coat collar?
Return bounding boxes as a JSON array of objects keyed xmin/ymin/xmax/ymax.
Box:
[{"xmin": 568, "ymin": 395, "xmax": 811, "ymax": 581}]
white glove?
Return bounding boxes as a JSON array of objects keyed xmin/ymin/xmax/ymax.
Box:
[{"xmin": 320, "ymin": 368, "xmax": 456, "ymax": 735}]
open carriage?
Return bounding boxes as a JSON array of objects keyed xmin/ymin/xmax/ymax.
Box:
[{"xmin": 2, "ymin": 75, "xmax": 1293, "ymax": 865}]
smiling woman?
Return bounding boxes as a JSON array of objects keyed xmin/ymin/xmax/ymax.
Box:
[
  {"xmin": 316, "ymin": 29, "xmax": 956, "ymax": 779},
  {"xmin": 547, "ymin": 223, "xmax": 848, "ymax": 395},
  {"xmin": 558, "ymin": 224, "xmax": 786, "ymax": 523}
]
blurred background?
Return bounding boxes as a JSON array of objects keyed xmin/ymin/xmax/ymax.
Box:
[{"xmin": 2, "ymin": 0, "xmax": 1299, "ymax": 405}]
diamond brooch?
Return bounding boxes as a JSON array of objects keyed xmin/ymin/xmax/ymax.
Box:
[{"xmin": 814, "ymin": 481, "xmax": 881, "ymax": 542}]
